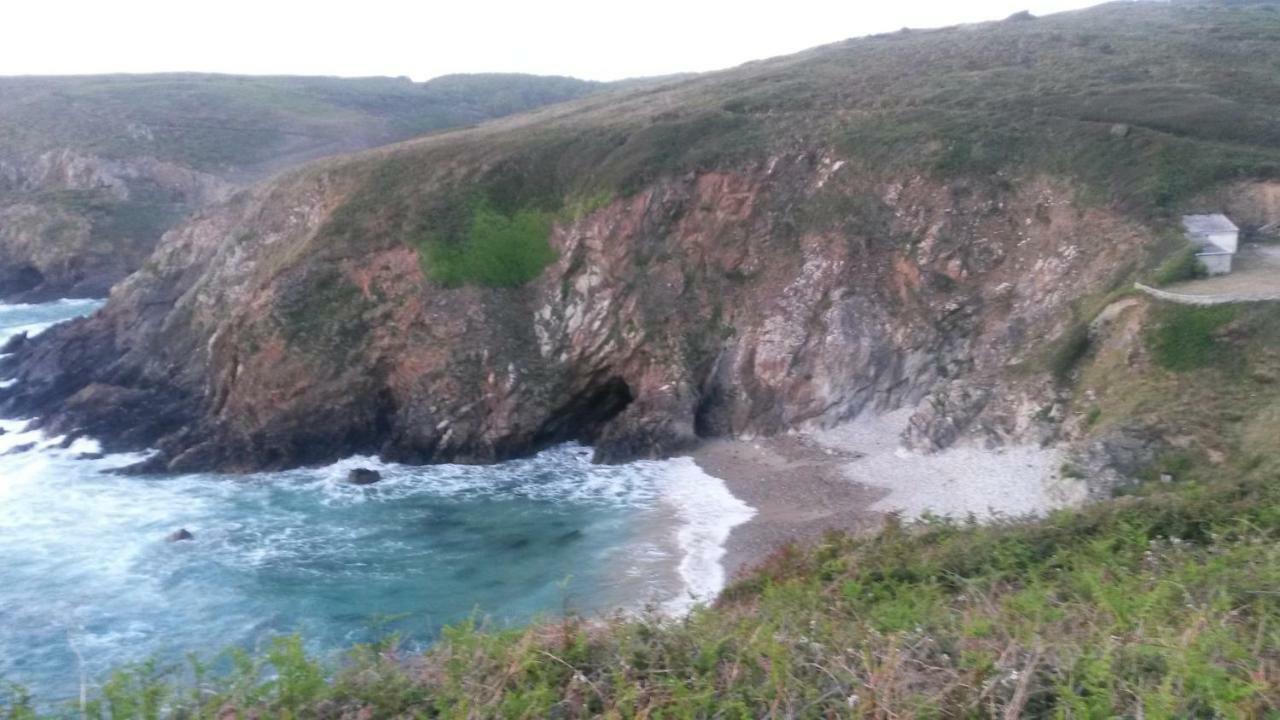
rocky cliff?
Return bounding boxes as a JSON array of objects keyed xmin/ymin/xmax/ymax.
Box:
[{"xmin": 3, "ymin": 0, "xmax": 1279, "ymax": 473}]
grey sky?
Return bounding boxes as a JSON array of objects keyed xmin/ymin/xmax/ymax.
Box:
[{"xmin": 2, "ymin": 0, "xmax": 1103, "ymax": 81}]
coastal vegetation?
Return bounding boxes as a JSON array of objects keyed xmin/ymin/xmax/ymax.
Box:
[{"xmin": 415, "ymin": 199, "xmax": 557, "ymax": 288}]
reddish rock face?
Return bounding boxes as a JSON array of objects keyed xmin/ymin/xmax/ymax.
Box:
[{"xmin": 0, "ymin": 152, "xmax": 1156, "ymax": 473}]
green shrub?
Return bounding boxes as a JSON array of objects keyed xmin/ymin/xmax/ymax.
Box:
[
  {"xmin": 1148, "ymin": 304, "xmax": 1238, "ymax": 371},
  {"xmin": 416, "ymin": 198, "xmax": 557, "ymax": 288},
  {"xmin": 1151, "ymin": 243, "xmax": 1208, "ymax": 287},
  {"xmin": 1048, "ymin": 320, "xmax": 1091, "ymax": 381}
]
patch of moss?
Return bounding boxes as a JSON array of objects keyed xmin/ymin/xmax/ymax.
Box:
[{"xmin": 1147, "ymin": 304, "xmax": 1238, "ymax": 372}]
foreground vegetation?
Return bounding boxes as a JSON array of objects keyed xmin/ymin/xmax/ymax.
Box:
[{"xmin": 4, "ymin": 468, "xmax": 1275, "ymax": 718}]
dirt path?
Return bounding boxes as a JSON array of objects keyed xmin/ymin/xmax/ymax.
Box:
[{"xmin": 1141, "ymin": 244, "xmax": 1280, "ymax": 304}]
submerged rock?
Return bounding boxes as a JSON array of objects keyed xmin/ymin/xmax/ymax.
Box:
[
  {"xmin": 347, "ymin": 468, "xmax": 382, "ymax": 485},
  {"xmin": 166, "ymin": 528, "xmax": 194, "ymax": 542},
  {"xmin": 2, "ymin": 441, "xmax": 35, "ymax": 456},
  {"xmin": 554, "ymin": 529, "xmax": 584, "ymax": 545}
]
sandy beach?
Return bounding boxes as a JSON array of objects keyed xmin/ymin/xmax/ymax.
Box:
[{"xmin": 693, "ymin": 409, "xmax": 1089, "ymax": 583}]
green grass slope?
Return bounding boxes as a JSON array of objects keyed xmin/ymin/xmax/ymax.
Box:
[
  {"xmin": 0, "ymin": 72, "xmax": 604, "ymax": 298},
  {"xmin": 0, "ymin": 72, "xmax": 603, "ymax": 176}
]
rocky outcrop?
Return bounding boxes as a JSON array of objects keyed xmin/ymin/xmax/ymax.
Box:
[
  {"xmin": 0, "ymin": 150, "xmax": 1157, "ymax": 472},
  {"xmin": 0, "ymin": 149, "xmax": 231, "ymax": 300}
]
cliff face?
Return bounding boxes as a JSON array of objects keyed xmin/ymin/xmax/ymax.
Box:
[
  {"xmin": 0, "ymin": 149, "xmax": 231, "ymax": 299},
  {"xmin": 0, "ymin": 151, "xmax": 1155, "ymax": 471}
]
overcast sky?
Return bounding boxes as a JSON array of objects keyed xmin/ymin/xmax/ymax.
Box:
[{"xmin": 2, "ymin": 0, "xmax": 1103, "ymax": 82}]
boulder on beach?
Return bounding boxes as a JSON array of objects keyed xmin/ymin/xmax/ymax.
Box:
[
  {"xmin": 348, "ymin": 468, "xmax": 382, "ymax": 485},
  {"xmin": 166, "ymin": 528, "xmax": 194, "ymax": 542}
]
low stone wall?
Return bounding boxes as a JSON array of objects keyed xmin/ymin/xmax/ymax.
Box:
[{"xmin": 1134, "ymin": 282, "xmax": 1263, "ymax": 305}]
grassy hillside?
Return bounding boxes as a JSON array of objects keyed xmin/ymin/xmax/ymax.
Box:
[
  {"xmin": 0, "ymin": 73, "xmax": 602, "ymax": 175},
  {"xmin": 268, "ymin": 1, "xmax": 1280, "ymax": 292}
]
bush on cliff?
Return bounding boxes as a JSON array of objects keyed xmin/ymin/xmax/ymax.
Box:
[{"xmin": 417, "ymin": 198, "xmax": 557, "ymax": 289}]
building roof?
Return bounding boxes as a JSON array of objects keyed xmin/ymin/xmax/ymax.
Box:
[{"xmin": 1183, "ymin": 214, "xmax": 1238, "ymax": 236}]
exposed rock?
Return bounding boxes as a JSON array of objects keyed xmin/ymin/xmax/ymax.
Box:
[
  {"xmin": 166, "ymin": 528, "xmax": 194, "ymax": 542},
  {"xmin": 1071, "ymin": 425, "xmax": 1167, "ymax": 497},
  {"xmin": 0, "ymin": 155, "xmax": 1155, "ymax": 473},
  {"xmin": 0, "ymin": 332, "xmax": 27, "ymax": 355},
  {"xmin": 0, "ymin": 154, "xmax": 230, "ymax": 301},
  {"xmin": 347, "ymin": 468, "xmax": 382, "ymax": 485},
  {"xmin": 903, "ymin": 382, "xmax": 992, "ymax": 452},
  {"xmin": 1110, "ymin": 123, "xmax": 1130, "ymax": 138},
  {"xmin": 2, "ymin": 442, "xmax": 36, "ymax": 456}
]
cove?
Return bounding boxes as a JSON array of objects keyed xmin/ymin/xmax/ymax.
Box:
[{"xmin": 0, "ymin": 300, "xmax": 753, "ymax": 705}]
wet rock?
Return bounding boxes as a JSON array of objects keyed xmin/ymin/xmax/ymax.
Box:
[
  {"xmin": 76, "ymin": 451, "xmax": 105, "ymax": 461},
  {"xmin": 166, "ymin": 528, "xmax": 194, "ymax": 542},
  {"xmin": 347, "ymin": 468, "xmax": 382, "ymax": 485},
  {"xmin": 2, "ymin": 441, "xmax": 35, "ymax": 456},
  {"xmin": 0, "ymin": 332, "xmax": 27, "ymax": 355}
]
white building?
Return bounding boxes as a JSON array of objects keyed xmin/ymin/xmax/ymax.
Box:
[{"xmin": 1183, "ymin": 214, "xmax": 1239, "ymax": 276}]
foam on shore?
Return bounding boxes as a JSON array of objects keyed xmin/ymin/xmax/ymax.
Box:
[{"xmin": 656, "ymin": 457, "xmax": 757, "ymax": 613}]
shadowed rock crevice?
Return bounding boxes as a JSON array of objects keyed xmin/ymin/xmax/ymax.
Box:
[
  {"xmin": 0, "ymin": 265, "xmax": 44, "ymax": 297},
  {"xmin": 535, "ymin": 376, "xmax": 635, "ymax": 450}
]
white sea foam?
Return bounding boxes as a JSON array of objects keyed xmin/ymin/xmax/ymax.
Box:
[
  {"xmin": 656, "ymin": 458, "xmax": 756, "ymax": 613},
  {"xmin": 0, "ymin": 298, "xmax": 104, "ymax": 340}
]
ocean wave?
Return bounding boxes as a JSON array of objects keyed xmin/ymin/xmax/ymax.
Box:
[{"xmin": 656, "ymin": 458, "xmax": 756, "ymax": 613}]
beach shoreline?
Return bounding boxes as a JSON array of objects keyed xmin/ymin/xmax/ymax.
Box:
[
  {"xmin": 691, "ymin": 435, "xmax": 885, "ymax": 583},
  {"xmin": 692, "ymin": 409, "xmax": 1089, "ymax": 587}
]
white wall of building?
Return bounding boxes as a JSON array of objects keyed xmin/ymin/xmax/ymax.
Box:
[
  {"xmin": 1208, "ymin": 230, "xmax": 1239, "ymax": 254},
  {"xmin": 1198, "ymin": 252, "xmax": 1233, "ymax": 276}
]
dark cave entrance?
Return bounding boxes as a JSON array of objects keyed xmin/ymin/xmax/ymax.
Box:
[
  {"xmin": 0, "ymin": 265, "xmax": 44, "ymax": 296},
  {"xmin": 533, "ymin": 376, "xmax": 635, "ymax": 448}
]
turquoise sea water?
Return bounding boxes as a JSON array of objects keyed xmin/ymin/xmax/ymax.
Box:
[{"xmin": 0, "ymin": 300, "xmax": 753, "ymax": 705}]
